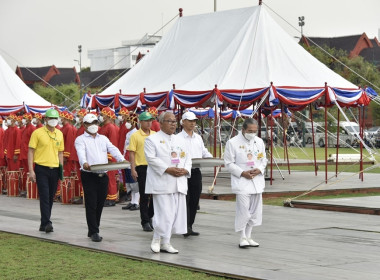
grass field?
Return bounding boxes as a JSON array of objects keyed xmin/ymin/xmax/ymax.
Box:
[{"xmin": 0, "ymin": 232, "xmax": 225, "ymax": 280}]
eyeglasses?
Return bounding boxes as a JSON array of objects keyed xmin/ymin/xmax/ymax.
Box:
[{"xmin": 163, "ymin": 120, "xmax": 177, "ymax": 124}]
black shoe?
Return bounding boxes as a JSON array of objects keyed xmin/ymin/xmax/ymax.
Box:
[
  {"xmin": 190, "ymin": 230, "xmax": 200, "ymax": 236},
  {"xmin": 72, "ymin": 197, "xmax": 83, "ymax": 205},
  {"xmin": 90, "ymin": 233, "xmax": 103, "ymax": 242},
  {"xmin": 39, "ymin": 226, "xmax": 45, "ymax": 232},
  {"xmin": 149, "ymin": 219, "xmax": 154, "ymax": 229},
  {"xmin": 142, "ymin": 223, "xmax": 153, "ymax": 232},
  {"xmin": 45, "ymin": 223, "xmax": 54, "ymax": 233},
  {"xmin": 104, "ymin": 200, "xmax": 116, "ymax": 207},
  {"xmin": 122, "ymin": 203, "xmax": 133, "ymax": 210},
  {"xmin": 129, "ymin": 204, "xmax": 140, "ymax": 211},
  {"xmin": 183, "ymin": 227, "xmax": 199, "ymax": 237}
]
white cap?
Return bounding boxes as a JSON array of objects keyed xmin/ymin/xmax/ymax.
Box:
[
  {"xmin": 83, "ymin": 113, "xmax": 98, "ymax": 124},
  {"xmin": 182, "ymin": 111, "xmax": 198, "ymax": 121}
]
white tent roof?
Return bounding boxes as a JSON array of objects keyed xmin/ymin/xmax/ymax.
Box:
[
  {"xmin": 0, "ymin": 54, "xmax": 51, "ymax": 106},
  {"xmin": 101, "ymin": 5, "xmax": 355, "ymax": 95}
]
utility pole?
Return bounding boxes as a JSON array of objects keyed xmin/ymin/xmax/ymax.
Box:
[
  {"xmin": 78, "ymin": 45, "xmax": 82, "ymax": 99},
  {"xmin": 298, "ymin": 16, "xmax": 305, "ymax": 37}
]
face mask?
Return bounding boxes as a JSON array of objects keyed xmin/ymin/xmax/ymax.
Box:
[
  {"xmin": 15, "ymin": 121, "xmax": 20, "ymax": 126},
  {"xmin": 6, "ymin": 119, "xmax": 12, "ymax": 126},
  {"xmin": 22, "ymin": 119, "xmax": 27, "ymax": 125},
  {"xmin": 244, "ymin": 132, "xmax": 256, "ymax": 141},
  {"xmin": 98, "ymin": 115, "xmax": 104, "ymax": 123},
  {"xmin": 32, "ymin": 118, "xmax": 37, "ymax": 125},
  {"xmin": 125, "ymin": 122, "xmax": 132, "ymax": 129},
  {"xmin": 117, "ymin": 116, "xmax": 123, "ymax": 122},
  {"xmin": 47, "ymin": 119, "xmax": 59, "ymax": 127},
  {"xmin": 87, "ymin": 124, "xmax": 98, "ymax": 134},
  {"xmin": 75, "ymin": 117, "xmax": 80, "ymax": 123}
]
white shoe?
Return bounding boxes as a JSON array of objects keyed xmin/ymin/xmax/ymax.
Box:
[
  {"xmin": 160, "ymin": 243, "xmax": 179, "ymax": 254},
  {"xmin": 239, "ymin": 237, "xmax": 250, "ymax": 248},
  {"xmin": 151, "ymin": 238, "xmax": 160, "ymax": 253},
  {"xmin": 247, "ymin": 238, "xmax": 259, "ymax": 247}
]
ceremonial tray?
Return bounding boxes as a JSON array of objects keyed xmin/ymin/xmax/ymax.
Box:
[
  {"xmin": 192, "ymin": 158, "xmax": 224, "ymax": 168},
  {"xmin": 90, "ymin": 161, "xmax": 130, "ymax": 172}
]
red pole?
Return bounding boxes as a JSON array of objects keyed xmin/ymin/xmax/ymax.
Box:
[
  {"xmin": 213, "ymin": 102, "xmax": 217, "ymax": 178},
  {"xmin": 281, "ymin": 104, "xmax": 290, "ymax": 174},
  {"xmin": 309, "ymin": 104, "xmax": 317, "ymax": 175},
  {"xmin": 324, "ymin": 84, "xmax": 328, "ymax": 183},
  {"xmin": 336, "ymin": 109, "xmax": 340, "ymax": 177},
  {"xmin": 359, "ymin": 107, "xmax": 364, "ymax": 181},
  {"xmin": 270, "ymin": 112, "xmax": 274, "ymax": 185}
]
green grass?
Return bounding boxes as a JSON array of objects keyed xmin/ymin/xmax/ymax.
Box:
[
  {"xmin": 0, "ymin": 232, "xmax": 226, "ymax": 280},
  {"xmin": 263, "ymin": 192, "xmax": 380, "ymax": 207},
  {"xmin": 271, "ymin": 147, "xmax": 380, "ymax": 173}
]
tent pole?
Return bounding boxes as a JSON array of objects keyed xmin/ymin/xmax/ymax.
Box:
[
  {"xmin": 336, "ymin": 109, "xmax": 340, "ymax": 177},
  {"xmin": 359, "ymin": 106, "xmax": 364, "ymax": 181},
  {"xmin": 309, "ymin": 104, "xmax": 317, "ymax": 176},
  {"xmin": 214, "ymin": 102, "xmax": 217, "ymax": 179},
  {"xmin": 281, "ymin": 103, "xmax": 290, "ymax": 174},
  {"xmin": 270, "ymin": 110, "xmax": 274, "ymax": 185},
  {"xmin": 324, "ymin": 84, "xmax": 328, "ymax": 184}
]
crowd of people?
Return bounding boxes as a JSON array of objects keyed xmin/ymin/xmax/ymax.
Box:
[{"xmin": 0, "ymin": 107, "xmax": 267, "ymax": 253}]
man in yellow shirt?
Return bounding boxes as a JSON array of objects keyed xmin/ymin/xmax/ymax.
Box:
[
  {"xmin": 28, "ymin": 109, "xmax": 64, "ymax": 233},
  {"xmin": 129, "ymin": 112, "xmax": 156, "ymax": 232}
]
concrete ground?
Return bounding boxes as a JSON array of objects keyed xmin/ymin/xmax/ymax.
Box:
[{"xmin": 1, "ymin": 173, "xmax": 380, "ymax": 280}]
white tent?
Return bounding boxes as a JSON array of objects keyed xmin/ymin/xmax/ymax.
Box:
[
  {"xmin": 0, "ymin": 54, "xmax": 51, "ymax": 110},
  {"xmin": 100, "ymin": 5, "xmax": 355, "ymax": 95}
]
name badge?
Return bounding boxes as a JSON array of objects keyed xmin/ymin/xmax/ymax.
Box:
[
  {"xmin": 246, "ymin": 152, "xmax": 255, "ymax": 167},
  {"xmin": 171, "ymin": 151, "xmax": 180, "ymax": 165}
]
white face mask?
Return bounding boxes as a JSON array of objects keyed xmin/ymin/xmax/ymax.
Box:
[
  {"xmin": 87, "ymin": 124, "xmax": 98, "ymax": 134},
  {"xmin": 47, "ymin": 119, "xmax": 59, "ymax": 127},
  {"xmin": 117, "ymin": 116, "xmax": 123, "ymax": 122},
  {"xmin": 98, "ymin": 115, "xmax": 104, "ymax": 123},
  {"xmin": 75, "ymin": 117, "xmax": 80, "ymax": 123},
  {"xmin": 22, "ymin": 119, "xmax": 27, "ymax": 125},
  {"xmin": 6, "ymin": 119, "xmax": 12, "ymax": 126},
  {"xmin": 32, "ymin": 118, "xmax": 37, "ymax": 125},
  {"xmin": 244, "ymin": 132, "xmax": 256, "ymax": 141},
  {"xmin": 125, "ymin": 122, "xmax": 132, "ymax": 129}
]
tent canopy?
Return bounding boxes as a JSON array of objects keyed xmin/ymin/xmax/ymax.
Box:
[
  {"xmin": 100, "ymin": 5, "xmax": 356, "ymax": 96},
  {"xmin": 0, "ymin": 54, "xmax": 52, "ymax": 115}
]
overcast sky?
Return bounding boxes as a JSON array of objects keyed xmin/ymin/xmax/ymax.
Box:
[{"xmin": 1, "ymin": 0, "xmax": 379, "ymax": 70}]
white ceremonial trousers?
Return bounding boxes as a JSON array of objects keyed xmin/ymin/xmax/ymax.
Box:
[{"xmin": 224, "ymin": 132, "xmax": 268, "ymax": 194}]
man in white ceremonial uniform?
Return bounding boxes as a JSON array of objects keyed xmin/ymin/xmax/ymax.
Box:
[
  {"xmin": 145, "ymin": 112, "xmax": 191, "ymax": 254},
  {"xmin": 224, "ymin": 118, "xmax": 267, "ymax": 248},
  {"xmin": 178, "ymin": 111, "xmax": 212, "ymax": 237}
]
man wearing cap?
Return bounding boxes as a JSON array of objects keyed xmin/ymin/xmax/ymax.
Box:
[
  {"xmin": 122, "ymin": 113, "xmax": 139, "ymax": 211},
  {"xmin": 19, "ymin": 113, "xmax": 36, "ymax": 194},
  {"xmin": 3, "ymin": 114, "xmax": 21, "ymax": 172},
  {"xmin": 99, "ymin": 107, "xmax": 120, "ymax": 207},
  {"xmin": 75, "ymin": 113, "xmax": 125, "ymax": 242},
  {"xmin": 178, "ymin": 111, "xmax": 212, "ymax": 237},
  {"xmin": 32, "ymin": 113, "xmax": 44, "ymax": 128},
  {"xmin": 28, "ymin": 109, "xmax": 64, "ymax": 233},
  {"xmin": 128, "ymin": 111, "xmax": 156, "ymax": 231},
  {"xmin": 145, "ymin": 112, "xmax": 191, "ymax": 254},
  {"xmin": 148, "ymin": 107, "xmax": 160, "ymax": 132},
  {"xmin": 60, "ymin": 111, "xmax": 77, "ymax": 178},
  {"xmin": 224, "ymin": 118, "xmax": 267, "ymax": 248}
]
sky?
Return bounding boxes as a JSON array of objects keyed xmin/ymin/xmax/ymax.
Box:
[{"xmin": 1, "ymin": 0, "xmax": 379, "ymax": 71}]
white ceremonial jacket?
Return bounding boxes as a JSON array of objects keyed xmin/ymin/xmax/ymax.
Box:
[
  {"xmin": 144, "ymin": 130, "xmax": 192, "ymax": 195},
  {"xmin": 224, "ymin": 132, "xmax": 268, "ymax": 194}
]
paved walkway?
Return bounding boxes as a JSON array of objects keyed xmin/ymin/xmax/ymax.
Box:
[{"xmin": 1, "ymin": 193, "xmax": 380, "ymax": 279}]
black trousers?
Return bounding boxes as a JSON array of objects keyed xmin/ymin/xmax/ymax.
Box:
[
  {"xmin": 187, "ymin": 168, "xmax": 202, "ymax": 228},
  {"xmin": 35, "ymin": 164, "xmax": 59, "ymax": 227},
  {"xmin": 81, "ymin": 171, "xmax": 109, "ymax": 236},
  {"xmin": 135, "ymin": 165, "xmax": 154, "ymax": 225}
]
